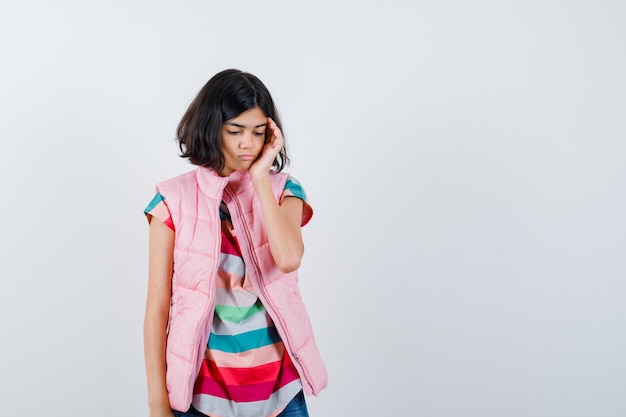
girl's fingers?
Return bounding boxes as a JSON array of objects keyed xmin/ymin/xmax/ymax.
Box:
[
  {"xmin": 267, "ymin": 117, "xmax": 282, "ymax": 139},
  {"xmin": 267, "ymin": 117, "xmax": 283, "ymax": 150}
]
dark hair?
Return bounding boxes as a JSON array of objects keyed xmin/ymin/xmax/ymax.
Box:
[{"xmin": 177, "ymin": 69, "xmax": 289, "ymax": 172}]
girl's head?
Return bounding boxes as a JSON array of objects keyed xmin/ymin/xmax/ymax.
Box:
[{"xmin": 177, "ymin": 69, "xmax": 289, "ymax": 173}]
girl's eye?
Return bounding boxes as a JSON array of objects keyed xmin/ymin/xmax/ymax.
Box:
[
  {"xmin": 254, "ymin": 132, "xmax": 265, "ymax": 137},
  {"xmin": 228, "ymin": 131, "xmax": 241, "ymax": 135}
]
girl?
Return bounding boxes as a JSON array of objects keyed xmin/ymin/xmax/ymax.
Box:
[{"xmin": 143, "ymin": 69, "xmax": 327, "ymax": 417}]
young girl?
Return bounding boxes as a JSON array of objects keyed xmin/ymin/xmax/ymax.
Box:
[{"xmin": 143, "ymin": 69, "xmax": 327, "ymax": 417}]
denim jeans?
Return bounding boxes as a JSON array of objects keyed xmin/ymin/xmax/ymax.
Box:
[{"xmin": 173, "ymin": 390, "xmax": 309, "ymax": 417}]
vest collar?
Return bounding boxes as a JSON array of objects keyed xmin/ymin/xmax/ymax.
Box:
[{"xmin": 195, "ymin": 166, "xmax": 254, "ymax": 198}]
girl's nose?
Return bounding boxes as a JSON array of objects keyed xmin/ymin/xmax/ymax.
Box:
[{"xmin": 239, "ymin": 132, "xmax": 254, "ymax": 148}]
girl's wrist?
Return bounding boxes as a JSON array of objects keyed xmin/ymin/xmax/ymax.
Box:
[
  {"xmin": 149, "ymin": 402, "xmax": 173, "ymax": 417},
  {"xmin": 148, "ymin": 394, "xmax": 171, "ymax": 410},
  {"xmin": 250, "ymin": 172, "xmax": 271, "ymax": 187}
]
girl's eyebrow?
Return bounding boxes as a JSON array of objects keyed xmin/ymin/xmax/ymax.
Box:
[{"xmin": 225, "ymin": 122, "xmax": 267, "ymax": 128}]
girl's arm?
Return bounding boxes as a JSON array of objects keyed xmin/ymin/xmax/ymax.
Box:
[
  {"xmin": 144, "ymin": 218, "xmax": 175, "ymax": 417},
  {"xmin": 252, "ymin": 175, "xmax": 305, "ymax": 273},
  {"xmin": 249, "ymin": 117, "xmax": 305, "ymax": 273}
]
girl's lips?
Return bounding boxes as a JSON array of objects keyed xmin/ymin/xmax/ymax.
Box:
[{"xmin": 239, "ymin": 154, "xmax": 256, "ymax": 161}]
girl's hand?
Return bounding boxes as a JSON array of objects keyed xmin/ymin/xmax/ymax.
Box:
[{"xmin": 249, "ymin": 117, "xmax": 283, "ymax": 178}]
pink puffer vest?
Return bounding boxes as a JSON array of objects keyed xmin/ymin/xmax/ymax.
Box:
[{"xmin": 154, "ymin": 167, "xmax": 327, "ymax": 412}]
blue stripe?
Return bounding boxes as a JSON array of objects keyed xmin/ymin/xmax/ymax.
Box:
[
  {"xmin": 144, "ymin": 192, "xmax": 165, "ymax": 214},
  {"xmin": 208, "ymin": 326, "xmax": 281, "ymax": 353},
  {"xmin": 219, "ymin": 210, "xmax": 231, "ymax": 221},
  {"xmin": 219, "ymin": 202, "xmax": 231, "ymax": 221},
  {"xmin": 285, "ymin": 178, "xmax": 306, "ymax": 202}
]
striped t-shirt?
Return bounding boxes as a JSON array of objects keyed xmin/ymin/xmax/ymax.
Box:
[{"xmin": 144, "ymin": 177, "xmax": 312, "ymax": 417}]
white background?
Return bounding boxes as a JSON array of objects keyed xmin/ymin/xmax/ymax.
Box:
[{"xmin": 1, "ymin": 1, "xmax": 625, "ymax": 416}]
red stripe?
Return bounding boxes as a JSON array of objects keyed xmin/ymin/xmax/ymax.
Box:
[
  {"xmin": 193, "ymin": 358, "xmax": 300, "ymax": 402},
  {"xmin": 221, "ymin": 226, "xmax": 241, "ymax": 256},
  {"xmin": 200, "ymin": 359, "xmax": 283, "ymax": 385}
]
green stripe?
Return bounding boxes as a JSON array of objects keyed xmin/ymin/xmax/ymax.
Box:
[
  {"xmin": 208, "ymin": 326, "xmax": 281, "ymax": 353},
  {"xmin": 214, "ymin": 300, "xmax": 265, "ymax": 323}
]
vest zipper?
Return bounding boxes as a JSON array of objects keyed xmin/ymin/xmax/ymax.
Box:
[{"xmin": 223, "ymin": 186, "xmax": 314, "ymax": 392}]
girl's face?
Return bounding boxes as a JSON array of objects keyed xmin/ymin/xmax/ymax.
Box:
[{"xmin": 220, "ymin": 106, "xmax": 267, "ymax": 176}]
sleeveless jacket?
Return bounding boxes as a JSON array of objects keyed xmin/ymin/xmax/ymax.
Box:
[{"xmin": 154, "ymin": 167, "xmax": 328, "ymax": 412}]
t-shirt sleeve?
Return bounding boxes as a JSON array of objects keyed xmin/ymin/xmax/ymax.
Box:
[
  {"xmin": 144, "ymin": 192, "xmax": 175, "ymax": 231},
  {"xmin": 280, "ymin": 176, "xmax": 313, "ymax": 227}
]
